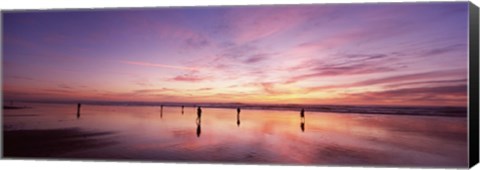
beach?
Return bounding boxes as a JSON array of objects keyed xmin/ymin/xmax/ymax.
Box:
[{"xmin": 2, "ymin": 102, "xmax": 468, "ymax": 167}]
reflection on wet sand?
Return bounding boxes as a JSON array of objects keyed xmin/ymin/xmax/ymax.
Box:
[
  {"xmin": 2, "ymin": 103, "xmax": 468, "ymax": 167},
  {"xmin": 195, "ymin": 106, "xmax": 202, "ymax": 137},
  {"xmin": 196, "ymin": 118, "xmax": 201, "ymax": 138},
  {"xmin": 237, "ymin": 107, "xmax": 241, "ymax": 127},
  {"xmin": 196, "ymin": 109, "xmax": 202, "ymax": 138},
  {"xmin": 237, "ymin": 113, "xmax": 241, "ymax": 127},
  {"xmin": 160, "ymin": 106, "xmax": 163, "ymax": 119},
  {"xmin": 300, "ymin": 119, "xmax": 305, "ymax": 132},
  {"xmin": 300, "ymin": 108, "xmax": 305, "ymax": 132}
]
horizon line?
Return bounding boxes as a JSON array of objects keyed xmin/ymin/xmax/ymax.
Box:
[{"xmin": 5, "ymin": 98, "xmax": 468, "ymax": 109}]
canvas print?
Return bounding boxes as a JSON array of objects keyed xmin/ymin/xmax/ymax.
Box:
[{"xmin": 2, "ymin": 2, "xmax": 472, "ymax": 168}]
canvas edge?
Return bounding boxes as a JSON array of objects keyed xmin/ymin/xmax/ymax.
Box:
[
  {"xmin": 469, "ymin": 1, "xmax": 480, "ymax": 168},
  {"xmin": 0, "ymin": 1, "xmax": 477, "ymax": 168}
]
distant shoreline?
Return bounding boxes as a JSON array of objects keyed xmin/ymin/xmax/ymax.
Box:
[{"xmin": 6, "ymin": 100, "xmax": 467, "ymax": 117}]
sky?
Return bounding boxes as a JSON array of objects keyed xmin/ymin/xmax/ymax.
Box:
[{"xmin": 2, "ymin": 2, "xmax": 470, "ymax": 106}]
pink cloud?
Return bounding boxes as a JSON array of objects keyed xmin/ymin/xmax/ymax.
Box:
[
  {"xmin": 120, "ymin": 60, "xmax": 197, "ymax": 71},
  {"xmin": 227, "ymin": 7, "xmax": 324, "ymax": 44},
  {"xmin": 243, "ymin": 53, "xmax": 270, "ymax": 64},
  {"xmin": 257, "ymin": 82, "xmax": 292, "ymax": 95},
  {"xmin": 353, "ymin": 69, "xmax": 467, "ymax": 87},
  {"xmin": 292, "ymin": 27, "xmax": 378, "ymax": 55},
  {"xmin": 383, "ymin": 79, "xmax": 467, "ymax": 89},
  {"xmin": 171, "ymin": 74, "xmax": 208, "ymax": 82},
  {"xmin": 154, "ymin": 22, "xmax": 210, "ymax": 49},
  {"xmin": 286, "ymin": 64, "xmax": 395, "ymax": 84},
  {"xmin": 287, "ymin": 10, "xmax": 417, "ymax": 57},
  {"xmin": 115, "ymin": 13, "xmax": 211, "ymax": 50},
  {"xmin": 284, "ymin": 54, "xmax": 396, "ymax": 84},
  {"xmin": 133, "ymin": 88, "xmax": 175, "ymax": 94},
  {"xmin": 303, "ymin": 69, "xmax": 467, "ymax": 93},
  {"xmin": 341, "ymin": 84, "xmax": 467, "ymax": 107},
  {"xmin": 260, "ymin": 82, "xmax": 276, "ymax": 95},
  {"xmin": 196, "ymin": 87, "xmax": 213, "ymax": 91}
]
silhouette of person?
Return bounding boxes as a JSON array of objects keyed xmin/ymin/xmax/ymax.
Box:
[
  {"xmin": 300, "ymin": 108, "xmax": 306, "ymax": 132},
  {"xmin": 181, "ymin": 105, "xmax": 184, "ymax": 114},
  {"xmin": 160, "ymin": 105, "xmax": 163, "ymax": 119},
  {"xmin": 197, "ymin": 106, "xmax": 202, "ymax": 119},
  {"xmin": 236, "ymin": 107, "xmax": 241, "ymax": 127},
  {"xmin": 76, "ymin": 103, "xmax": 81, "ymax": 119}
]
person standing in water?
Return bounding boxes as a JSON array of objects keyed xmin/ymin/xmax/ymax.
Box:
[
  {"xmin": 159, "ymin": 105, "xmax": 164, "ymax": 119},
  {"xmin": 300, "ymin": 108, "xmax": 305, "ymax": 132},
  {"xmin": 77, "ymin": 103, "xmax": 81, "ymax": 119},
  {"xmin": 236, "ymin": 107, "xmax": 241, "ymax": 127},
  {"xmin": 300, "ymin": 108, "xmax": 305, "ymax": 118},
  {"xmin": 197, "ymin": 106, "xmax": 202, "ymax": 119}
]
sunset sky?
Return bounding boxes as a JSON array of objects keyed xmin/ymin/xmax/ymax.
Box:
[{"xmin": 2, "ymin": 2, "xmax": 469, "ymax": 106}]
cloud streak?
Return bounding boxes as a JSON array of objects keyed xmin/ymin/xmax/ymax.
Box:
[
  {"xmin": 120, "ymin": 60, "xmax": 197, "ymax": 71},
  {"xmin": 305, "ymin": 69, "xmax": 467, "ymax": 92},
  {"xmin": 133, "ymin": 88, "xmax": 175, "ymax": 94},
  {"xmin": 342, "ymin": 84, "xmax": 467, "ymax": 106},
  {"xmin": 225, "ymin": 6, "xmax": 320, "ymax": 44},
  {"xmin": 171, "ymin": 74, "xmax": 209, "ymax": 82},
  {"xmin": 285, "ymin": 53, "xmax": 398, "ymax": 83}
]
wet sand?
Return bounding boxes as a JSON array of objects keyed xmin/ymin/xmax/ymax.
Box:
[
  {"xmin": 3, "ymin": 128, "xmax": 116, "ymax": 158},
  {"xmin": 3, "ymin": 106, "xmax": 31, "ymax": 110},
  {"xmin": 2, "ymin": 103, "xmax": 468, "ymax": 167}
]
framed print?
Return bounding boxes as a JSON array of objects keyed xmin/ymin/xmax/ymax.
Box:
[{"xmin": 2, "ymin": 1, "xmax": 479, "ymax": 168}]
